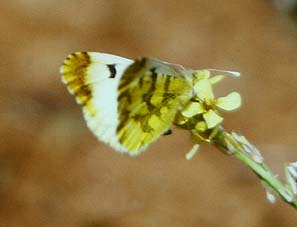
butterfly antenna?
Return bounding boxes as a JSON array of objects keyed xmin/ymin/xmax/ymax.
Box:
[{"xmin": 206, "ymin": 69, "xmax": 240, "ymax": 77}]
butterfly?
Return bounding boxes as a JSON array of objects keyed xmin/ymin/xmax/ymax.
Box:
[{"xmin": 60, "ymin": 52, "xmax": 239, "ymax": 155}]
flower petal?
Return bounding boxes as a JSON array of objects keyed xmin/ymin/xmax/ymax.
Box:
[
  {"xmin": 185, "ymin": 144, "xmax": 200, "ymax": 160},
  {"xmin": 203, "ymin": 110, "xmax": 223, "ymax": 128},
  {"xmin": 193, "ymin": 79, "xmax": 214, "ymax": 100},
  {"xmin": 216, "ymin": 92, "xmax": 241, "ymax": 111},
  {"xmin": 195, "ymin": 70, "xmax": 210, "ymax": 80},
  {"xmin": 209, "ymin": 75, "xmax": 225, "ymax": 84},
  {"xmin": 181, "ymin": 102, "xmax": 205, "ymax": 117}
]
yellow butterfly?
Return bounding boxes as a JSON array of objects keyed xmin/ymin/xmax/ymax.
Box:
[{"xmin": 60, "ymin": 52, "xmax": 240, "ymax": 155}]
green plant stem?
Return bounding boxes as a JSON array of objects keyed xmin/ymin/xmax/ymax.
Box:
[{"xmin": 213, "ymin": 128, "xmax": 297, "ymax": 209}]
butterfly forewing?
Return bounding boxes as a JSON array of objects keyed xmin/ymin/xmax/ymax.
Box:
[{"xmin": 61, "ymin": 52, "xmax": 134, "ymax": 152}]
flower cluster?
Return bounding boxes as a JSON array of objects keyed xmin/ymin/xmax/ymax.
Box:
[
  {"xmin": 175, "ymin": 70, "xmax": 242, "ymax": 159},
  {"xmin": 177, "ymin": 70, "xmax": 241, "ymax": 137}
]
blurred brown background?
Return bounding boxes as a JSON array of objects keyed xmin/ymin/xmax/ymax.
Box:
[{"xmin": 1, "ymin": 0, "xmax": 297, "ymax": 226}]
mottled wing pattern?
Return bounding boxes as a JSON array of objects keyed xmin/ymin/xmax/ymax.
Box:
[
  {"xmin": 117, "ymin": 58, "xmax": 192, "ymax": 154},
  {"xmin": 60, "ymin": 52, "xmax": 134, "ymax": 152}
]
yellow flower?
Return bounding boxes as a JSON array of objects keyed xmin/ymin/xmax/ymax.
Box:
[{"xmin": 181, "ymin": 74, "xmax": 241, "ymax": 130}]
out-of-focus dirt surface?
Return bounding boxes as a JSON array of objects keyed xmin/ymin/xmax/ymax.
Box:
[{"xmin": 1, "ymin": 1, "xmax": 297, "ymax": 226}]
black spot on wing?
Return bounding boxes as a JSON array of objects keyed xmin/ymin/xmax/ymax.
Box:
[{"xmin": 107, "ymin": 64, "xmax": 117, "ymax": 78}]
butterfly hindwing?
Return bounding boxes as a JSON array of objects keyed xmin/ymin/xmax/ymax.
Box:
[{"xmin": 117, "ymin": 58, "xmax": 192, "ymax": 154}]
